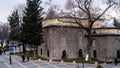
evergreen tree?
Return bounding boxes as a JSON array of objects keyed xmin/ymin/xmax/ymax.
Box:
[
  {"xmin": 113, "ymin": 18, "xmax": 120, "ymax": 27},
  {"xmin": 21, "ymin": 0, "xmax": 44, "ymax": 55},
  {"xmin": 8, "ymin": 10, "xmax": 20, "ymax": 41}
]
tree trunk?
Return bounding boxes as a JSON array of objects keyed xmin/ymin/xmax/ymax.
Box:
[
  {"xmin": 22, "ymin": 44, "xmax": 26, "ymax": 53},
  {"xmin": 34, "ymin": 45, "xmax": 37, "ymax": 58},
  {"xmin": 36, "ymin": 45, "xmax": 38, "ymax": 56},
  {"xmin": 86, "ymin": 29, "xmax": 93, "ymax": 61}
]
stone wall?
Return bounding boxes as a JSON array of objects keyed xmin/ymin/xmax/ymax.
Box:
[
  {"xmin": 38, "ymin": 26, "xmax": 120, "ymax": 62},
  {"xmin": 38, "ymin": 25, "xmax": 87, "ymax": 60},
  {"xmin": 93, "ymin": 36, "xmax": 120, "ymax": 62}
]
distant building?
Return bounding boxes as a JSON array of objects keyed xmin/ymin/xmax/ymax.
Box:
[{"xmin": 38, "ymin": 17, "xmax": 120, "ymax": 62}]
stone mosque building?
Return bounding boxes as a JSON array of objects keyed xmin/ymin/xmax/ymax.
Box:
[{"xmin": 38, "ymin": 17, "xmax": 120, "ymax": 62}]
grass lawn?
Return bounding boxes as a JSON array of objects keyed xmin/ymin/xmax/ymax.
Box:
[
  {"xmin": 15, "ymin": 50, "xmax": 46, "ymax": 60},
  {"xmin": 16, "ymin": 51, "xmax": 34, "ymax": 57},
  {"xmin": 63, "ymin": 57, "xmax": 103, "ymax": 63},
  {"xmin": 16, "ymin": 51, "xmax": 103, "ymax": 63}
]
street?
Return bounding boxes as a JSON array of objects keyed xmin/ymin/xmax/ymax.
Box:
[{"xmin": 0, "ymin": 52, "xmax": 120, "ymax": 68}]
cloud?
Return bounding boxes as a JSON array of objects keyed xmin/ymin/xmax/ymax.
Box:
[
  {"xmin": 0, "ymin": 0, "xmax": 65, "ymax": 23},
  {"xmin": 0, "ymin": 0, "xmax": 26, "ymax": 23}
]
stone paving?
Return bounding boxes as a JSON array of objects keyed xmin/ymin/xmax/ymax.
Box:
[{"xmin": 0, "ymin": 49, "xmax": 120, "ymax": 68}]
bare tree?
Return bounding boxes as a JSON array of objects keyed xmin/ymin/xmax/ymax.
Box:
[
  {"xmin": 45, "ymin": 7, "xmax": 58, "ymax": 19},
  {"xmin": 60, "ymin": 0, "xmax": 118, "ymax": 59},
  {"xmin": 15, "ymin": 4, "xmax": 25, "ymax": 24},
  {"xmin": 44, "ymin": 0, "xmax": 59, "ymax": 19},
  {"xmin": 0, "ymin": 23, "xmax": 10, "ymax": 40}
]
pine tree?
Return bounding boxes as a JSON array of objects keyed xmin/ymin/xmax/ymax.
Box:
[
  {"xmin": 21, "ymin": 0, "xmax": 44, "ymax": 55},
  {"xmin": 113, "ymin": 18, "xmax": 120, "ymax": 27},
  {"xmin": 8, "ymin": 10, "xmax": 20, "ymax": 41}
]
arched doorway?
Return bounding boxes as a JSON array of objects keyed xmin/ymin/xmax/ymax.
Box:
[
  {"xmin": 79, "ymin": 49, "xmax": 83, "ymax": 57},
  {"xmin": 93, "ymin": 50, "xmax": 97, "ymax": 58},
  {"xmin": 117, "ymin": 50, "xmax": 120, "ymax": 59},
  {"xmin": 62, "ymin": 50, "xmax": 67, "ymax": 59},
  {"xmin": 47, "ymin": 50, "xmax": 49, "ymax": 57},
  {"xmin": 40, "ymin": 48, "xmax": 42, "ymax": 55}
]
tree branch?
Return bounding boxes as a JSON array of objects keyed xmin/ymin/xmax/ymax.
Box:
[
  {"xmin": 92, "ymin": 3, "xmax": 115, "ymax": 23},
  {"xmin": 77, "ymin": 3, "xmax": 88, "ymax": 14},
  {"xmin": 84, "ymin": 0, "xmax": 92, "ymax": 28},
  {"xmin": 88, "ymin": 0, "xmax": 92, "ymax": 9},
  {"xmin": 74, "ymin": 17, "xmax": 87, "ymax": 30}
]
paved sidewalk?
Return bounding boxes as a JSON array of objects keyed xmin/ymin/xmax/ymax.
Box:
[{"xmin": 0, "ymin": 51, "xmax": 120, "ymax": 68}]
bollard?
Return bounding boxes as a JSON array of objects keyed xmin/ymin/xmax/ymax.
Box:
[
  {"xmin": 38, "ymin": 59, "xmax": 41, "ymax": 61},
  {"xmin": 73, "ymin": 61, "xmax": 76, "ymax": 63},
  {"xmin": 95, "ymin": 62, "xmax": 98, "ymax": 65},
  {"xmin": 61, "ymin": 60, "xmax": 64, "ymax": 63},
  {"xmin": 49, "ymin": 59, "xmax": 52, "ymax": 62}
]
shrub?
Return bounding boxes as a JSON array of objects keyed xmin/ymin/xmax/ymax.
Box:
[{"xmin": 96, "ymin": 64, "xmax": 103, "ymax": 68}]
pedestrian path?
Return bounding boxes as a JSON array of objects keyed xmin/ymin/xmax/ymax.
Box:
[{"xmin": 0, "ymin": 52, "xmax": 120, "ymax": 68}]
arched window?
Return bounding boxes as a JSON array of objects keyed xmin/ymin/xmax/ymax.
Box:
[
  {"xmin": 61, "ymin": 37, "xmax": 66, "ymax": 46},
  {"xmin": 92, "ymin": 40, "xmax": 96, "ymax": 46},
  {"xmin": 78, "ymin": 37, "xmax": 82, "ymax": 45},
  {"xmin": 62, "ymin": 50, "xmax": 67, "ymax": 59},
  {"xmin": 117, "ymin": 50, "xmax": 120, "ymax": 59},
  {"xmin": 47, "ymin": 50, "xmax": 49, "ymax": 57},
  {"xmin": 77, "ymin": 32, "xmax": 83, "ymax": 46},
  {"xmin": 79, "ymin": 49, "xmax": 83, "ymax": 57},
  {"xmin": 93, "ymin": 50, "xmax": 97, "ymax": 58},
  {"xmin": 40, "ymin": 49, "xmax": 42, "ymax": 55}
]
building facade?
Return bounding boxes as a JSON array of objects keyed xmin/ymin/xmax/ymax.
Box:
[{"xmin": 38, "ymin": 17, "xmax": 120, "ymax": 62}]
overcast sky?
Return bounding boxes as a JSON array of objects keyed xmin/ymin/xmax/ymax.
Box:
[{"xmin": 0, "ymin": 0, "xmax": 66, "ymax": 23}]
